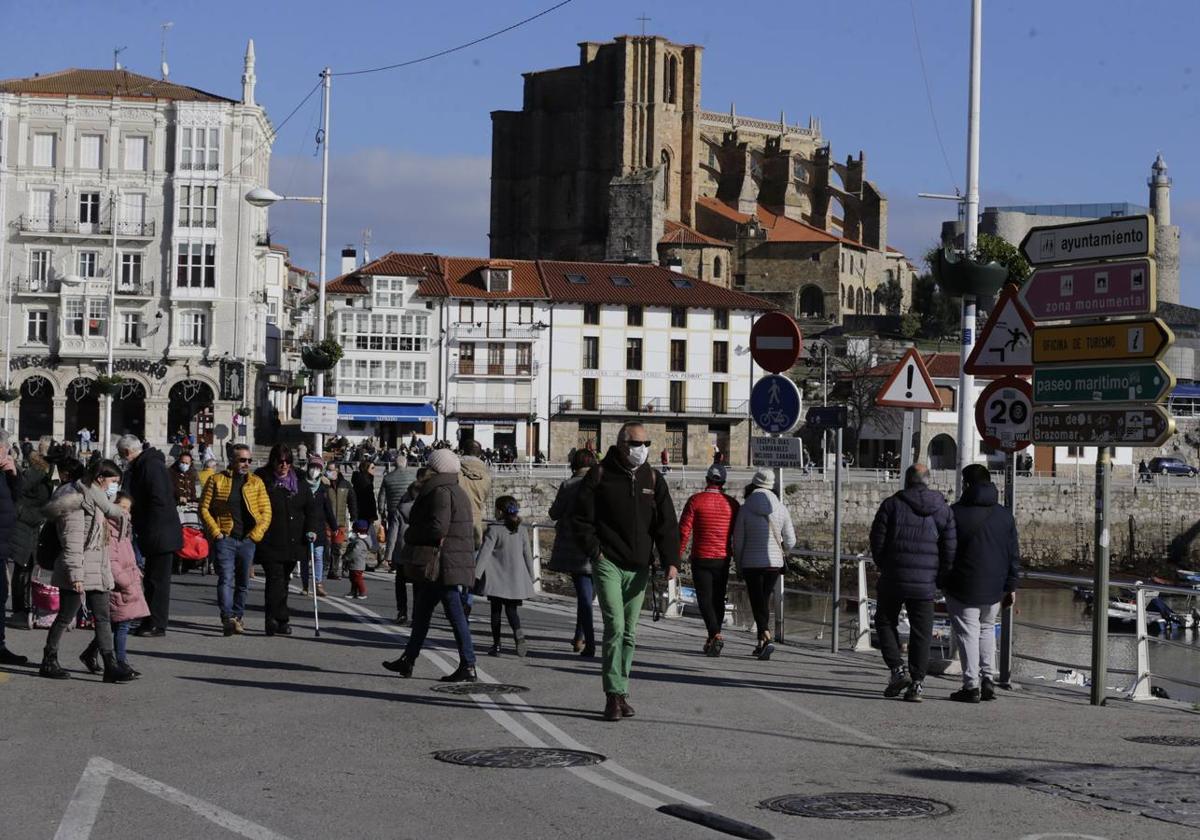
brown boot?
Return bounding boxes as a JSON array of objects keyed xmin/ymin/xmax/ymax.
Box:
[
  {"xmin": 618, "ymin": 695, "xmax": 635, "ymax": 718},
  {"xmin": 603, "ymin": 693, "xmax": 622, "ymax": 722},
  {"xmin": 316, "ymin": 583, "xmax": 327, "ymax": 598}
]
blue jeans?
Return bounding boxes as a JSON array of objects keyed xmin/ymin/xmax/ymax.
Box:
[
  {"xmin": 300, "ymin": 545, "xmax": 325, "ymax": 588},
  {"xmin": 215, "ymin": 537, "xmax": 256, "ymax": 620},
  {"xmin": 113, "ymin": 620, "xmax": 131, "ymax": 662},
  {"xmin": 572, "ymin": 573, "xmax": 595, "ymax": 647},
  {"xmin": 404, "ymin": 582, "xmax": 476, "ymax": 665}
]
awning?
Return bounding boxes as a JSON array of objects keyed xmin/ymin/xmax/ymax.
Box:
[
  {"xmin": 336, "ymin": 402, "xmax": 436, "ymax": 422},
  {"xmin": 1171, "ymin": 385, "xmax": 1200, "ymax": 399}
]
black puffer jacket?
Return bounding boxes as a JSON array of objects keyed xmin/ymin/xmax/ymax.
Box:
[
  {"xmin": 10, "ymin": 457, "xmax": 53, "ymax": 565},
  {"xmin": 254, "ymin": 468, "xmax": 321, "ymax": 566},
  {"xmin": 941, "ymin": 482, "xmax": 1020, "ymax": 605},
  {"xmin": 869, "ymin": 484, "xmax": 956, "ymax": 600},
  {"xmin": 127, "ymin": 446, "xmax": 183, "ymax": 555},
  {"xmin": 0, "ymin": 467, "xmax": 18, "ymax": 561},
  {"xmin": 404, "ymin": 471, "xmax": 475, "ymax": 587}
]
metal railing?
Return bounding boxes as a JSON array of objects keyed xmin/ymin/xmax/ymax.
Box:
[
  {"xmin": 552, "ymin": 394, "xmax": 749, "ymax": 417},
  {"xmin": 446, "ymin": 397, "xmax": 537, "ymax": 416},
  {"xmin": 453, "ymin": 361, "xmax": 539, "ymax": 378},
  {"xmin": 15, "ymin": 215, "xmax": 155, "ymax": 237},
  {"xmin": 449, "ymin": 323, "xmax": 541, "ymax": 340},
  {"xmin": 13, "ymin": 275, "xmax": 61, "ymax": 294}
]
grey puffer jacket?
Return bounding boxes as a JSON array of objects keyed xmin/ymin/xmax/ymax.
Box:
[
  {"xmin": 731, "ymin": 488, "xmax": 796, "ymax": 571},
  {"xmin": 45, "ymin": 481, "xmax": 128, "ymax": 592},
  {"xmin": 869, "ymin": 484, "xmax": 957, "ymax": 600},
  {"xmin": 405, "ymin": 471, "xmax": 475, "ymax": 588},
  {"xmin": 475, "ymin": 522, "xmax": 536, "ymax": 601},
  {"xmin": 547, "ymin": 474, "xmax": 591, "ymax": 575}
]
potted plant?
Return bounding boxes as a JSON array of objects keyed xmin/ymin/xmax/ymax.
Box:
[
  {"xmin": 0, "ymin": 387, "xmax": 18, "ymax": 402},
  {"xmin": 93, "ymin": 373, "xmax": 126, "ymax": 396},
  {"xmin": 301, "ymin": 338, "xmax": 344, "ymax": 371},
  {"xmin": 236, "ymin": 406, "xmax": 252, "ymax": 418}
]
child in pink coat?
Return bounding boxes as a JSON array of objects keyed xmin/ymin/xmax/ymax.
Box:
[{"xmin": 80, "ymin": 492, "xmax": 150, "ymax": 677}]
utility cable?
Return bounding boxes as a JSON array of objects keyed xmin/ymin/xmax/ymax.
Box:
[{"xmin": 909, "ymin": 0, "xmax": 960, "ymax": 195}]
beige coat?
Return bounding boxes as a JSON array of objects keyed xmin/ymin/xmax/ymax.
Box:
[
  {"xmin": 45, "ymin": 481, "xmax": 129, "ymax": 592},
  {"xmin": 458, "ymin": 456, "xmax": 492, "ymax": 549}
]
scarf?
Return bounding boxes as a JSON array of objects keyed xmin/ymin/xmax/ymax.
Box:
[{"xmin": 274, "ymin": 467, "xmax": 299, "ymax": 494}]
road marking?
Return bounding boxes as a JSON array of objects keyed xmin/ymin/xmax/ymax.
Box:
[
  {"xmin": 56, "ymin": 757, "xmax": 295, "ymax": 840},
  {"xmin": 755, "ymin": 689, "xmax": 960, "ymax": 769}
]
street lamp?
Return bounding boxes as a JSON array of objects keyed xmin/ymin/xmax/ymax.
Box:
[{"xmin": 244, "ymin": 67, "xmax": 332, "ymax": 454}]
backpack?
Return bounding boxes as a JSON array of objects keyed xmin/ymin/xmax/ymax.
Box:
[{"xmin": 36, "ymin": 520, "xmax": 61, "ymax": 571}]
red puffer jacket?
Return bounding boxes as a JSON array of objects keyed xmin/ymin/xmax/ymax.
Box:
[{"xmin": 678, "ymin": 486, "xmax": 739, "ymax": 562}]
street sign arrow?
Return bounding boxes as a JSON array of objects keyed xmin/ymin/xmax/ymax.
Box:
[
  {"xmin": 1031, "ymin": 318, "xmax": 1173, "ymax": 365},
  {"xmin": 1019, "ymin": 214, "xmax": 1154, "ymax": 266},
  {"xmin": 1032, "ymin": 361, "xmax": 1175, "ymax": 406},
  {"xmin": 1020, "ymin": 258, "xmax": 1156, "ymax": 321},
  {"xmin": 1031, "ymin": 405, "xmax": 1175, "ymax": 447},
  {"xmin": 975, "ymin": 376, "xmax": 1033, "ymax": 452},
  {"xmin": 751, "ymin": 374, "xmax": 802, "ymax": 434},
  {"xmin": 750, "ymin": 312, "xmax": 803, "ymax": 373},
  {"xmin": 875, "ymin": 348, "xmax": 942, "ymax": 409},
  {"xmin": 964, "ymin": 284, "xmax": 1034, "ymax": 375}
]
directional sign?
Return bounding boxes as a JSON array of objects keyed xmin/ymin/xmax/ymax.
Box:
[
  {"xmin": 752, "ymin": 436, "xmax": 804, "ymax": 468},
  {"xmin": 964, "ymin": 284, "xmax": 1034, "ymax": 375},
  {"xmin": 1031, "ymin": 319, "xmax": 1173, "ymax": 365},
  {"xmin": 1033, "ymin": 361, "xmax": 1175, "ymax": 406},
  {"xmin": 1031, "ymin": 405, "xmax": 1175, "ymax": 447},
  {"xmin": 805, "ymin": 405, "xmax": 848, "ymax": 430},
  {"xmin": 750, "ymin": 312, "xmax": 803, "ymax": 373},
  {"xmin": 751, "ymin": 374, "xmax": 802, "ymax": 434},
  {"xmin": 1019, "ymin": 215, "xmax": 1154, "ymax": 266},
  {"xmin": 875, "ymin": 348, "xmax": 942, "ymax": 409},
  {"xmin": 975, "ymin": 377, "xmax": 1033, "ymax": 452},
  {"xmin": 1020, "ymin": 258, "xmax": 1156, "ymax": 321},
  {"xmin": 300, "ymin": 396, "xmax": 339, "ymax": 434}
]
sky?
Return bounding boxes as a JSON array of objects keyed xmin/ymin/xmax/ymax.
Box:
[{"xmin": 4, "ymin": 0, "xmax": 1199, "ymax": 304}]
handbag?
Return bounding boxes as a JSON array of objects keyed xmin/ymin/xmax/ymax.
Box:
[{"xmin": 406, "ymin": 542, "xmax": 442, "ymax": 583}]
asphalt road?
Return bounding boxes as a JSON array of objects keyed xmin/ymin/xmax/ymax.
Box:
[{"xmin": 2, "ymin": 568, "xmax": 1198, "ymax": 840}]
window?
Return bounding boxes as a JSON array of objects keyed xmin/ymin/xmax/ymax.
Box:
[
  {"xmin": 63, "ymin": 298, "xmax": 84, "ymax": 337},
  {"xmin": 33, "ymin": 133, "xmax": 55, "ymax": 167},
  {"xmin": 582, "ymin": 336, "xmax": 599, "ymax": 369},
  {"xmin": 181, "ymin": 127, "xmax": 220, "ymax": 170},
  {"xmin": 120, "ymin": 193, "xmax": 147, "ymax": 230},
  {"xmin": 79, "ymin": 134, "xmax": 102, "ymax": 169},
  {"xmin": 180, "ymin": 310, "xmax": 207, "ymax": 346},
  {"xmin": 120, "ymin": 312, "xmax": 141, "ymax": 346},
  {"xmin": 713, "ymin": 256, "xmax": 723, "ymax": 279},
  {"xmin": 627, "ymin": 304, "xmax": 643, "ymax": 326},
  {"xmin": 935, "ymin": 386, "xmax": 956, "ymax": 411},
  {"xmin": 29, "ymin": 189, "xmax": 54, "ymax": 226},
  {"xmin": 335, "ymin": 358, "xmax": 427, "ymax": 397},
  {"xmin": 398, "ymin": 314, "xmax": 429, "ymax": 351},
  {"xmin": 626, "ymin": 337, "xmax": 643, "ymax": 370},
  {"xmin": 1067, "ymin": 446, "xmax": 1083, "ymax": 458},
  {"xmin": 671, "ymin": 306, "xmax": 687, "ymax": 328},
  {"xmin": 670, "ymin": 339, "xmax": 687, "ymax": 372},
  {"xmin": 566, "ymin": 273, "xmax": 588, "ymax": 285},
  {"xmin": 79, "ymin": 192, "xmax": 101, "ymax": 224},
  {"xmin": 487, "ymin": 342, "xmax": 504, "ymax": 375},
  {"xmin": 87, "ymin": 299, "xmax": 107, "ymax": 337},
  {"xmin": 459, "ymin": 342, "xmax": 475, "ymax": 374},
  {"xmin": 582, "ymin": 378, "xmax": 598, "ymax": 411},
  {"xmin": 811, "ymin": 252, "xmax": 821, "ymax": 262},
  {"xmin": 267, "ymin": 301, "xmax": 279, "ymax": 324},
  {"xmin": 339, "ymin": 311, "xmax": 427, "ymax": 352},
  {"xmin": 124, "ymin": 136, "xmax": 147, "ymax": 171},
  {"xmin": 29, "ymin": 250, "xmax": 51, "ymax": 283},
  {"xmin": 78, "ymin": 252, "xmax": 98, "ymax": 278},
  {"xmin": 26, "ymin": 310, "xmax": 48, "ymax": 344},
  {"xmin": 458, "ymin": 301, "xmax": 474, "ymax": 323},
  {"xmin": 610, "ymin": 275, "xmax": 632, "ymax": 287},
  {"xmin": 518, "ymin": 302, "xmax": 533, "ymax": 324},
  {"xmin": 669, "ymin": 380, "xmax": 685, "ymax": 413},
  {"xmin": 179, "ymin": 185, "xmax": 217, "ymax": 227},
  {"xmin": 515, "ymin": 343, "xmax": 532, "ymax": 374},
  {"xmin": 486, "ymin": 268, "xmax": 512, "ymax": 293},
  {"xmin": 176, "ymin": 243, "xmax": 216, "ymax": 288},
  {"xmin": 664, "ymin": 55, "xmax": 678, "ymax": 103},
  {"xmin": 670, "ymin": 277, "xmax": 693, "ymax": 288},
  {"xmin": 577, "ymin": 421, "xmax": 600, "ymax": 450},
  {"xmin": 734, "ymin": 273, "xmax": 746, "ymax": 289},
  {"xmin": 713, "ymin": 341, "xmax": 728, "ymax": 373},
  {"xmin": 625, "ymin": 379, "xmax": 641, "ymax": 412},
  {"xmin": 712, "ymin": 381, "xmax": 728, "ymax": 414},
  {"xmin": 713, "ymin": 308, "xmax": 729, "ymax": 329},
  {"xmin": 583, "ymin": 303, "xmax": 600, "ymax": 325},
  {"xmin": 372, "ymin": 276, "xmax": 405, "ymax": 308},
  {"xmin": 120, "ymin": 253, "xmax": 142, "ymax": 289}
]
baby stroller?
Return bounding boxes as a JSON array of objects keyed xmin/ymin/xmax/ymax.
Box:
[{"xmin": 173, "ymin": 504, "xmax": 211, "ymax": 575}]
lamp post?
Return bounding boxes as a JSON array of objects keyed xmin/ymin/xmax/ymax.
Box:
[
  {"xmin": 103, "ymin": 190, "xmax": 119, "ymax": 457},
  {"xmin": 245, "ymin": 67, "xmax": 331, "ymax": 455}
]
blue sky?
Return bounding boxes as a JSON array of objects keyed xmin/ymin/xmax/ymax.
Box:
[{"xmin": 5, "ymin": 1, "xmax": 1199, "ymax": 303}]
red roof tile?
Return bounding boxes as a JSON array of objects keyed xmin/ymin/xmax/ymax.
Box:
[
  {"xmin": 660, "ymin": 220, "xmax": 731, "ymax": 248},
  {"xmin": 417, "ymin": 256, "xmax": 549, "ymax": 299},
  {"xmin": 0, "ymin": 68, "xmax": 234, "ymax": 103},
  {"xmin": 866, "ymin": 352, "xmax": 961, "ymax": 379},
  {"xmin": 697, "ymin": 197, "xmax": 891, "ymax": 251}
]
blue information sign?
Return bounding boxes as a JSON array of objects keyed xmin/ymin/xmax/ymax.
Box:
[{"xmin": 750, "ymin": 375, "xmax": 802, "ymax": 434}]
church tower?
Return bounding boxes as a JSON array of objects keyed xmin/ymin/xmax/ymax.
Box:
[{"xmin": 1149, "ymin": 153, "xmax": 1180, "ymax": 305}]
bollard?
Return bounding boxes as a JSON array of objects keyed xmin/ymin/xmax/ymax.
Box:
[
  {"xmin": 774, "ymin": 574, "xmax": 785, "ymax": 643},
  {"xmin": 1128, "ymin": 584, "xmax": 1153, "ymax": 701},
  {"xmin": 998, "ymin": 599, "xmax": 1014, "ymax": 689},
  {"xmin": 530, "ymin": 524, "xmax": 543, "ymax": 594},
  {"xmin": 853, "ymin": 556, "xmax": 872, "ymax": 652}
]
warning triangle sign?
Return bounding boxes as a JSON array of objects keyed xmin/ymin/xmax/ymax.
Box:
[
  {"xmin": 876, "ymin": 348, "xmax": 943, "ymax": 409},
  {"xmin": 964, "ymin": 284, "xmax": 1034, "ymax": 376}
]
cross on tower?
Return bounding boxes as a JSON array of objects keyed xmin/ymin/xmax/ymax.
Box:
[{"xmin": 637, "ymin": 14, "xmax": 651, "ymax": 36}]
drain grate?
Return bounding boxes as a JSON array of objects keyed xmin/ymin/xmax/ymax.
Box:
[
  {"xmin": 430, "ymin": 682, "xmax": 529, "ymax": 696},
  {"xmin": 760, "ymin": 793, "xmax": 951, "ymax": 821},
  {"xmin": 1125, "ymin": 735, "xmax": 1200, "ymax": 747},
  {"xmin": 433, "ymin": 748, "xmax": 605, "ymax": 769}
]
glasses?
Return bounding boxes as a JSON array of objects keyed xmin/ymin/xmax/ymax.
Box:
[
  {"xmin": 237, "ymin": 458, "xmax": 252, "ymax": 464},
  {"xmin": 626, "ymin": 440, "xmax": 652, "ymax": 448}
]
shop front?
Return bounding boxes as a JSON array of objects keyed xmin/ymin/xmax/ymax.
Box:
[{"xmin": 335, "ymin": 401, "xmax": 436, "ymax": 448}]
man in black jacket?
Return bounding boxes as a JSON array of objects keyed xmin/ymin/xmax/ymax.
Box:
[
  {"xmin": 119, "ymin": 434, "xmax": 183, "ymax": 636},
  {"xmin": 869, "ymin": 463, "xmax": 956, "ymax": 702},
  {"xmin": 941, "ymin": 464, "xmax": 1019, "ymax": 703},
  {"xmin": 0, "ymin": 431, "xmax": 28, "ymax": 666},
  {"xmin": 573, "ymin": 421, "xmax": 679, "ymax": 722}
]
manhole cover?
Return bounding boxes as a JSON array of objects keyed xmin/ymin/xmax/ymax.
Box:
[
  {"xmin": 760, "ymin": 793, "xmax": 951, "ymax": 820},
  {"xmin": 433, "ymin": 748, "xmax": 605, "ymax": 768},
  {"xmin": 430, "ymin": 682, "xmax": 529, "ymax": 696},
  {"xmin": 1125, "ymin": 735, "xmax": 1200, "ymax": 747}
]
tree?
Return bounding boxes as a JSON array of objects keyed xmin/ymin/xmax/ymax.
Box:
[
  {"xmin": 973, "ymin": 232, "xmax": 1031, "ymax": 284},
  {"xmin": 910, "ymin": 273, "xmax": 960, "ymax": 343},
  {"xmin": 876, "ymin": 276, "xmax": 904, "ymax": 315},
  {"xmin": 830, "ymin": 343, "xmax": 898, "ymax": 463}
]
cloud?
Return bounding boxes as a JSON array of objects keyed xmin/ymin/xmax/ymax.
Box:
[{"xmin": 266, "ymin": 148, "xmax": 490, "ymax": 274}]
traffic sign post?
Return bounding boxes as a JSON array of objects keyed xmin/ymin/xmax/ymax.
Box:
[
  {"xmin": 1031, "ymin": 318, "xmax": 1173, "ymax": 365},
  {"xmin": 1032, "ymin": 362, "xmax": 1174, "ymax": 406},
  {"xmin": 1019, "ymin": 214, "xmax": 1154, "ymax": 266},
  {"xmin": 1020, "ymin": 258, "xmax": 1156, "ymax": 321},
  {"xmin": 964, "ymin": 284, "xmax": 1034, "ymax": 376},
  {"xmin": 975, "ymin": 377, "xmax": 1033, "ymax": 453}
]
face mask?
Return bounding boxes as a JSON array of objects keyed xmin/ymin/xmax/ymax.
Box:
[
  {"xmin": 625, "ymin": 444, "xmax": 649, "ymax": 468},
  {"xmin": 325, "ymin": 469, "xmax": 337, "ymax": 480},
  {"xmin": 179, "ymin": 463, "xmax": 191, "ymax": 473},
  {"xmin": 105, "ymin": 483, "xmax": 119, "ymax": 499},
  {"xmin": 308, "ymin": 468, "xmax": 322, "ymax": 481}
]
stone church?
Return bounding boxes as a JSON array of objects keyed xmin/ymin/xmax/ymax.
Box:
[{"xmin": 489, "ymin": 33, "xmax": 916, "ymax": 325}]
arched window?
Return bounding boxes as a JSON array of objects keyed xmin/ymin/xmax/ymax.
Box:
[
  {"xmin": 660, "ymin": 149, "xmax": 671, "ymax": 210},
  {"xmin": 842, "ymin": 285, "xmax": 850, "ymax": 310},
  {"xmin": 855, "ymin": 287, "xmax": 864, "ymax": 313},
  {"xmin": 713, "ymin": 255, "xmax": 723, "ymax": 279},
  {"xmin": 665, "ymin": 55, "xmax": 678, "ymax": 104}
]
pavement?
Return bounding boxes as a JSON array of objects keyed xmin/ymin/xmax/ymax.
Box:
[{"xmin": 2, "ymin": 568, "xmax": 1199, "ymax": 840}]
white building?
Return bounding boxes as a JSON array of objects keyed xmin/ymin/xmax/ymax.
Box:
[
  {"xmin": 0, "ymin": 45, "xmax": 272, "ymax": 449},
  {"xmin": 261, "ymin": 241, "xmax": 313, "ymax": 427}
]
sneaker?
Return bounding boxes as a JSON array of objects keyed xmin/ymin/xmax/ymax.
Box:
[
  {"xmin": 710, "ymin": 636, "xmax": 724, "ymax": 657},
  {"xmin": 884, "ymin": 667, "xmax": 912, "ymax": 698},
  {"xmin": 231, "ymin": 618, "xmax": 245, "ymax": 635},
  {"xmin": 981, "ymin": 678, "xmax": 997, "ymax": 701},
  {"xmin": 950, "ymin": 687, "xmax": 981, "ymax": 703},
  {"xmin": 903, "ymin": 680, "xmax": 924, "ymax": 703}
]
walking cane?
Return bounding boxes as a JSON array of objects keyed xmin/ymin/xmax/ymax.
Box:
[{"xmin": 310, "ymin": 542, "xmax": 321, "ymax": 638}]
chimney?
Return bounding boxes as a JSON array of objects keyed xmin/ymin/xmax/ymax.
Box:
[{"xmin": 341, "ymin": 246, "xmax": 357, "ymax": 275}]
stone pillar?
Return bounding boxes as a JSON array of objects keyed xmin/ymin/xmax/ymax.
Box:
[
  {"xmin": 52, "ymin": 398, "xmax": 67, "ymax": 442},
  {"xmin": 144, "ymin": 399, "xmax": 169, "ymax": 445}
]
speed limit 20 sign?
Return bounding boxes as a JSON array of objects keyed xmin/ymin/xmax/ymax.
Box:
[{"xmin": 975, "ymin": 377, "xmax": 1033, "ymax": 452}]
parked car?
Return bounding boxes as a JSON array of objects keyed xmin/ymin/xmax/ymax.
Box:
[{"xmin": 1149, "ymin": 456, "xmax": 1198, "ymax": 477}]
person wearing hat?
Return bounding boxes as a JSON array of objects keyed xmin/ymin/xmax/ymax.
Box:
[
  {"xmin": 301, "ymin": 456, "xmax": 339, "ymax": 597},
  {"xmin": 344, "ymin": 519, "xmax": 371, "ymax": 599},
  {"xmin": 383, "ymin": 448, "xmax": 478, "ymax": 682},
  {"xmin": 678, "ymin": 464, "xmax": 740, "ymax": 656},
  {"xmin": 731, "ymin": 467, "xmax": 796, "ymax": 661}
]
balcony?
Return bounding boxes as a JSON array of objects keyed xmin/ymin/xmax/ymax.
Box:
[
  {"xmin": 16, "ymin": 215, "xmax": 156, "ymax": 239},
  {"xmin": 552, "ymin": 394, "xmax": 749, "ymax": 418},
  {"xmin": 453, "ymin": 360, "xmax": 539, "ymax": 379},
  {"xmin": 13, "ymin": 275, "xmax": 61, "ymax": 295},
  {"xmin": 447, "ymin": 397, "xmax": 537, "ymax": 418},
  {"xmin": 449, "ymin": 322, "xmax": 542, "ymax": 340},
  {"xmin": 114, "ymin": 278, "xmax": 157, "ymax": 297}
]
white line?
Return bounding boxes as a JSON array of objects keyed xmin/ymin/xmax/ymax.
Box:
[
  {"xmin": 755, "ymin": 688, "xmax": 960, "ymax": 769},
  {"xmin": 54, "ymin": 758, "xmax": 110, "ymax": 840}
]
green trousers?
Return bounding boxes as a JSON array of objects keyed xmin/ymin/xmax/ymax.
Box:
[{"xmin": 594, "ymin": 556, "xmax": 649, "ymax": 696}]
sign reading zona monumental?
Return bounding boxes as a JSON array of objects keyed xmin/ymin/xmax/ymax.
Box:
[
  {"xmin": 1019, "ymin": 215, "xmax": 1154, "ymax": 266},
  {"xmin": 1020, "ymin": 258, "xmax": 1156, "ymax": 321},
  {"xmin": 1031, "ymin": 405, "xmax": 1175, "ymax": 447},
  {"xmin": 1031, "ymin": 319, "xmax": 1173, "ymax": 364},
  {"xmin": 1032, "ymin": 362, "xmax": 1174, "ymax": 406}
]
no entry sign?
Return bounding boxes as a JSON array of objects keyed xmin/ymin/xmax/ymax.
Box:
[{"xmin": 750, "ymin": 312, "xmax": 802, "ymax": 373}]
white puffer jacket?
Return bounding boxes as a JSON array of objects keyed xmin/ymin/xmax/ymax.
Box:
[{"xmin": 732, "ymin": 488, "xmax": 796, "ymax": 571}]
